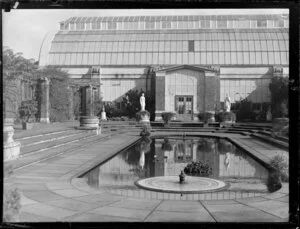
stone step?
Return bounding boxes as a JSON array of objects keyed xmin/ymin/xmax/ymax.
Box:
[
  {"xmin": 18, "ymin": 129, "xmax": 87, "ymax": 147},
  {"xmin": 20, "ymin": 131, "xmax": 97, "ymax": 156},
  {"xmin": 9, "ymin": 132, "xmax": 117, "ymax": 171},
  {"xmin": 15, "ymin": 129, "xmax": 75, "ymax": 141},
  {"xmin": 250, "ymin": 133, "xmax": 288, "ymax": 150}
]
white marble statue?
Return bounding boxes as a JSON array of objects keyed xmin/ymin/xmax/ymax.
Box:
[
  {"xmin": 139, "ymin": 151, "xmax": 145, "ymax": 169},
  {"xmin": 140, "ymin": 93, "xmax": 146, "ymax": 111},
  {"xmin": 101, "ymin": 105, "xmax": 107, "ymax": 121},
  {"xmin": 224, "ymin": 94, "xmax": 231, "ymax": 112},
  {"xmin": 224, "ymin": 152, "xmax": 230, "ymax": 170}
]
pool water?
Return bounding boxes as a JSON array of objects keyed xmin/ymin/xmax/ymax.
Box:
[{"xmin": 82, "ymin": 136, "xmax": 272, "ymax": 199}]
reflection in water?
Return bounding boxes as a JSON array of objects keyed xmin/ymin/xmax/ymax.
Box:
[{"xmin": 83, "ymin": 136, "xmax": 269, "ymax": 192}]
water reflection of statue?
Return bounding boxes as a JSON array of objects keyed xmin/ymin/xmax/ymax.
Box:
[
  {"xmin": 224, "ymin": 94, "xmax": 231, "ymax": 112},
  {"xmin": 224, "ymin": 152, "xmax": 230, "ymax": 170},
  {"xmin": 139, "ymin": 151, "xmax": 145, "ymax": 169},
  {"xmin": 140, "ymin": 93, "xmax": 146, "ymax": 111}
]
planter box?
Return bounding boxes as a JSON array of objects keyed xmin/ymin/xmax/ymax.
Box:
[{"xmin": 22, "ymin": 122, "xmax": 34, "ymax": 130}]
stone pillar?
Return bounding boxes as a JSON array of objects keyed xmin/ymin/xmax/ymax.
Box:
[
  {"xmin": 78, "ymin": 84, "xmax": 100, "ymax": 132},
  {"xmin": 155, "ymin": 72, "xmax": 166, "ymax": 121},
  {"xmin": 39, "ymin": 77, "xmax": 50, "ymax": 124},
  {"xmin": 68, "ymin": 86, "xmax": 75, "ymax": 120}
]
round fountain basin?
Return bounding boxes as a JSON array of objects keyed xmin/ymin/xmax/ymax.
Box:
[{"xmin": 135, "ymin": 176, "xmax": 229, "ymax": 194}]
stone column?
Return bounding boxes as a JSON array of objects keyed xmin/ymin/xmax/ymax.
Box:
[
  {"xmin": 78, "ymin": 84, "xmax": 100, "ymax": 132},
  {"xmin": 39, "ymin": 77, "xmax": 50, "ymax": 124},
  {"xmin": 68, "ymin": 86, "xmax": 75, "ymax": 120},
  {"xmin": 155, "ymin": 72, "xmax": 166, "ymax": 121}
]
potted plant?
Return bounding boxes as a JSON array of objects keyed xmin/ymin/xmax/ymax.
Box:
[
  {"xmin": 161, "ymin": 112, "xmax": 175, "ymax": 127},
  {"xmin": 18, "ymin": 100, "xmax": 38, "ymax": 130},
  {"xmin": 161, "ymin": 138, "xmax": 173, "ymax": 151}
]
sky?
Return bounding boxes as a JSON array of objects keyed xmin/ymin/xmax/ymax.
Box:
[{"xmin": 2, "ymin": 8, "xmax": 288, "ymax": 61}]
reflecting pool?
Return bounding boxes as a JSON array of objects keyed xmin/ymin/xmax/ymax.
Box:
[{"xmin": 82, "ymin": 136, "xmax": 272, "ymax": 199}]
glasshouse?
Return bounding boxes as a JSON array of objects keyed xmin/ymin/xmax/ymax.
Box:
[{"xmin": 39, "ymin": 14, "xmax": 289, "ymax": 121}]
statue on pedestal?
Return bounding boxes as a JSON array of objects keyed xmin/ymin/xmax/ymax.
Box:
[
  {"xmin": 224, "ymin": 94, "xmax": 231, "ymax": 112},
  {"xmin": 140, "ymin": 93, "xmax": 146, "ymax": 111}
]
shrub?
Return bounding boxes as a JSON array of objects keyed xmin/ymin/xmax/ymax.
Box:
[
  {"xmin": 161, "ymin": 112, "xmax": 175, "ymax": 124},
  {"xmin": 215, "ymin": 112, "xmax": 235, "ymax": 122},
  {"xmin": 184, "ymin": 160, "xmax": 212, "ymax": 177},
  {"xmin": 266, "ymin": 168, "xmax": 282, "ymax": 192},
  {"xmin": 269, "ymin": 154, "xmax": 289, "ymax": 182},
  {"xmin": 197, "ymin": 112, "xmax": 214, "ymax": 123},
  {"xmin": 140, "ymin": 125, "xmax": 151, "ymax": 136},
  {"xmin": 136, "ymin": 110, "xmax": 150, "ymax": 121},
  {"xmin": 18, "ymin": 100, "xmax": 38, "ymax": 123}
]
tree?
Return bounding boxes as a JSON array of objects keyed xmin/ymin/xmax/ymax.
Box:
[
  {"xmin": 269, "ymin": 76, "xmax": 289, "ymax": 118},
  {"xmin": 2, "ymin": 47, "xmax": 38, "ymax": 120},
  {"xmin": 36, "ymin": 66, "xmax": 70, "ymax": 122}
]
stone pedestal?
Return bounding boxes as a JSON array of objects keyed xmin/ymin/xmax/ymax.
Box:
[
  {"xmin": 3, "ymin": 118, "xmax": 20, "ymax": 161},
  {"xmin": 138, "ymin": 110, "xmax": 150, "ymax": 127},
  {"xmin": 38, "ymin": 77, "xmax": 50, "ymax": 124},
  {"xmin": 77, "ymin": 85, "xmax": 100, "ymax": 133},
  {"xmin": 101, "ymin": 111, "xmax": 107, "ymax": 121}
]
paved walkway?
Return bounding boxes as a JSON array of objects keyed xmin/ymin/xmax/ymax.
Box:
[{"xmin": 4, "ymin": 124, "xmax": 289, "ymax": 222}]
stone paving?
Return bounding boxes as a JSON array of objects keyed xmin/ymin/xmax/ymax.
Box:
[{"xmin": 4, "ymin": 122, "xmax": 289, "ymax": 222}]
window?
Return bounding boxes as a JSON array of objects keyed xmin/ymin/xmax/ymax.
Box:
[
  {"xmin": 162, "ymin": 21, "xmax": 171, "ymax": 29},
  {"xmin": 92, "ymin": 22, "xmax": 101, "ymax": 30},
  {"xmin": 201, "ymin": 20, "xmax": 210, "ymax": 28},
  {"xmin": 274, "ymin": 19, "xmax": 285, "ymax": 28},
  {"xmin": 217, "ymin": 20, "xmax": 227, "ymax": 28},
  {"xmin": 257, "ymin": 20, "xmax": 267, "ymax": 28},
  {"xmin": 86, "ymin": 23, "xmax": 91, "ymax": 30},
  {"xmin": 76, "ymin": 22, "xmax": 85, "ymax": 30},
  {"xmin": 60, "ymin": 23, "xmax": 64, "ymax": 30},
  {"xmin": 145, "ymin": 21, "xmax": 155, "ymax": 29},
  {"xmin": 70, "ymin": 23, "xmax": 75, "ymax": 30},
  {"xmin": 108, "ymin": 22, "xmax": 117, "ymax": 30}
]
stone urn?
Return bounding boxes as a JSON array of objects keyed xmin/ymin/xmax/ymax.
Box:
[
  {"xmin": 137, "ymin": 110, "xmax": 150, "ymax": 125},
  {"xmin": 3, "ymin": 118, "xmax": 21, "ymax": 161}
]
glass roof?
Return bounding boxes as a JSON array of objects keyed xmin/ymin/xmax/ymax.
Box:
[
  {"xmin": 62, "ymin": 14, "xmax": 287, "ymax": 24},
  {"xmin": 48, "ymin": 28, "xmax": 289, "ymax": 66}
]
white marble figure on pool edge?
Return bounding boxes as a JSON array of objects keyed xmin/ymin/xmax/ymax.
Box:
[
  {"xmin": 140, "ymin": 93, "xmax": 146, "ymax": 111},
  {"xmin": 224, "ymin": 94, "xmax": 231, "ymax": 112}
]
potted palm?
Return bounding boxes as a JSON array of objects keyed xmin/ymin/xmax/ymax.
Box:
[{"xmin": 18, "ymin": 100, "xmax": 38, "ymax": 130}]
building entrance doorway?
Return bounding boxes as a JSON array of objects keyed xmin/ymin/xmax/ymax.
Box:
[{"xmin": 175, "ymin": 95, "xmax": 193, "ymax": 120}]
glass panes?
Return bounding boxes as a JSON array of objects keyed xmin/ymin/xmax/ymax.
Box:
[
  {"xmin": 129, "ymin": 41, "xmax": 135, "ymax": 52},
  {"xmin": 225, "ymin": 52, "xmax": 230, "ymax": 64},
  {"xmin": 129, "ymin": 53, "xmax": 134, "ymax": 64},
  {"xmin": 145, "ymin": 21, "xmax": 155, "ymax": 29},
  {"xmin": 122, "ymin": 53, "xmax": 128, "ymax": 65},
  {"xmin": 158, "ymin": 52, "xmax": 164, "ymax": 64},
  {"xmin": 250, "ymin": 20, "xmax": 257, "ymax": 28},
  {"xmin": 206, "ymin": 52, "xmax": 212, "ymax": 64},
  {"xmin": 243, "ymin": 52, "xmax": 249, "ymax": 64},
  {"xmin": 108, "ymin": 22, "xmax": 117, "ymax": 30},
  {"xmin": 257, "ymin": 20, "xmax": 267, "ymax": 28},
  {"xmin": 206, "ymin": 41, "xmax": 212, "ymax": 51},
  {"xmin": 238, "ymin": 20, "xmax": 250, "ymax": 28},
  {"xmin": 248, "ymin": 40, "xmax": 255, "ymax": 51},
  {"xmin": 254, "ymin": 40, "xmax": 261, "ymax": 51},
  {"xmin": 182, "ymin": 52, "xmax": 188, "ymax": 64},
  {"xmin": 146, "ymin": 53, "xmax": 152, "ymax": 64},
  {"xmin": 135, "ymin": 41, "xmax": 141, "ymax": 51},
  {"xmin": 212, "ymin": 41, "xmax": 218, "ymax": 51},
  {"xmin": 170, "ymin": 53, "xmax": 176, "ymax": 64},
  {"xmin": 218, "ymin": 40, "xmax": 225, "ymax": 51},
  {"xmin": 268, "ymin": 52, "xmax": 275, "ymax": 64},
  {"xmin": 201, "ymin": 20, "xmax": 210, "ymax": 28},
  {"xmin": 165, "ymin": 41, "xmax": 171, "ymax": 52},
  {"xmin": 183, "ymin": 21, "xmax": 188, "ymax": 29},
  {"xmin": 230, "ymin": 41, "xmax": 236, "ymax": 51},
  {"xmin": 261, "ymin": 52, "xmax": 268, "ymax": 64},
  {"xmin": 178, "ymin": 21, "xmax": 184, "ymax": 29},
  {"xmin": 255, "ymin": 52, "xmax": 262, "ymax": 64},
  {"xmin": 187, "ymin": 21, "xmax": 194, "ymax": 29},
  {"xmin": 201, "ymin": 52, "xmax": 206, "ymax": 64},
  {"xmin": 237, "ymin": 52, "xmax": 243, "ymax": 64},
  {"xmin": 217, "ymin": 20, "xmax": 227, "ymax": 28},
  {"xmin": 200, "ymin": 41, "xmax": 206, "ymax": 51},
  {"xmin": 280, "ymin": 52, "xmax": 287, "ymax": 64},
  {"xmin": 171, "ymin": 21, "xmax": 177, "ymax": 29},
  {"xmin": 274, "ymin": 51, "xmax": 281, "ymax": 64},
  {"xmin": 227, "ymin": 20, "xmax": 233, "ymax": 28},
  {"xmin": 217, "ymin": 52, "xmax": 225, "ymax": 64},
  {"xmin": 230, "ymin": 52, "xmax": 237, "ymax": 64},
  {"xmin": 162, "ymin": 21, "xmax": 171, "ymax": 29},
  {"xmin": 188, "ymin": 52, "xmax": 195, "ymax": 64},
  {"xmin": 236, "ymin": 40, "xmax": 242, "ymax": 51},
  {"xmin": 249, "ymin": 52, "xmax": 255, "ymax": 64},
  {"xmin": 70, "ymin": 23, "xmax": 75, "ymax": 30},
  {"xmin": 242, "ymin": 40, "xmax": 249, "ymax": 51},
  {"xmin": 176, "ymin": 52, "xmax": 182, "ymax": 64},
  {"xmin": 267, "ymin": 41, "xmax": 274, "ymax": 51},
  {"xmin": 86, "ymin": 23, "xmax": 91, "ymax": 30},
  {"xmin": 123, "ymin": 42, "xmax": 130, "ymax": 52},
  {"xmin": 195, "ymin": 52, "xmax": 200, "ymax": 64},
  {"xmin": 183, "ymin": 41, "xmax": 188, "ymax": 51},
  {"xmin": 260, "ymin": 40, "xmax": 267, "ymax": 51},
  {"xmin": 165, "ymin": 53, "xmax": 170, "ymax": 64},
  {"xmin": 134, "ymin": 53, "xmax": 141, "ymax": 65}
]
